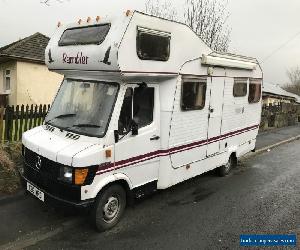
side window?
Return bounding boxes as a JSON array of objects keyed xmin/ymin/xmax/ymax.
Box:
[
  {"xmin": 233, "ymin": 78, "xmax": 247, "ymax": 97},
  {"xmin": 118, "ymin": 86, "xmax": 154, "ymax": 134},
  {"xmin": 181, "ymin": 79, "xmax": 207, "ymax": 111},
  {"xmin": 133, "ymin": 87, "xmax": 154, "ymax": 128},
  {"xmin": 118, "ymin": 88, "xmax": 133, "ymax": 135},
  {"xmin": 137, "ymin": 27, "xmax": 170, "ymax": 61},
  {"xmin": 4, "ymin": 70, "xmax": 11, "ymax": 91},
  {"xmin": 248, "ymin": 79, "xmax": 262, "ymax": 103}
]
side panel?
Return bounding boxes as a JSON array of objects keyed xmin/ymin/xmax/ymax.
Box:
[{"xmin": 169, "ymin": 76, "xmax": 209, "ymax": 169}]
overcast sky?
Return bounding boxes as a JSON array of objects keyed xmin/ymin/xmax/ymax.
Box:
[{"xmin": 0, "ymin": 0, "xmax": 300, "ymax": 85}]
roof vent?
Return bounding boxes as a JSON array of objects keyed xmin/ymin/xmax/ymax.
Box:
[{"xmin": 65, "ymin": 132, "xmax": 80, "ymax": 140}]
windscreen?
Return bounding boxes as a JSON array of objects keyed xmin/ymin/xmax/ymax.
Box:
[
  {"xmin": 58, "ymin": 24, "xmax": 110, "ymax": 46},
  {"xmin": 45, "ymin": 79, "xmax": 118, "ymax": 137}
]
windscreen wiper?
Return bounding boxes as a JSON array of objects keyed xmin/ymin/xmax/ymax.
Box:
[
  {"xmin": 53, "ymin": 113, "xmax": 76, "ymax": 119},
  {"xmin": 46, "ymin": 113, "xmax": 76, "ymax": 125},
  {"xmin": 72, "ymin": 124, "xmax": 101, "ymax": 128}
]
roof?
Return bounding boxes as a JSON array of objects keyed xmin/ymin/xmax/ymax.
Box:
[
  {"xmin": 263, "ymin": 82, "xmax": 300, "ymax": 102},
  {"xmin": 0, "ymin": 32, "xmax": 49, "ymax": 64}
]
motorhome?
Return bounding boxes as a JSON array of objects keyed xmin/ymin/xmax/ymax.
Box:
[{"xmin": 21, "ymin": 11, "xmax": 262, "ymax": 231}]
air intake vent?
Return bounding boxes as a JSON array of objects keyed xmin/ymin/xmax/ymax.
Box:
[
  {"xmin": 45, "ymin": 124, "xmax": 55, "ymax": 132},
  {"xmin": 65, "ymin": 132, "xmax": 80, "ymax": 140}
]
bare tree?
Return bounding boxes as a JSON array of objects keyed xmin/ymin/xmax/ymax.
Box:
[
  {"xmin": 40, "ymin": 0, "xmax": 65, "ymax": 5},
  {"xmin": 145, "ymin": 0, "xmax": 231, "ymax": 52},
  {"xmin": 283, "ymin": 67, "xmax": 300, "ymax": 95},
  {"xmin": 145, "ymin": 0, "xmax": 178, "ymax": 21}
]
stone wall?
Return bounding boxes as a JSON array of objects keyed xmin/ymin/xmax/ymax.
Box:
[{"xmin": 260, "ymin": 103, "xmax": 300, "ymax": 131}]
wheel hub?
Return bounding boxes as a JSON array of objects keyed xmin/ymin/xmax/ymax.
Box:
[{"xmin": 103, "ymin": 196, "xmax": 119, "ymax": 222}]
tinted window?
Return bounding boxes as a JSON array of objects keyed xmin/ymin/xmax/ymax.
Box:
[
  {"xmin": 233, "ymin": 78, "xmax": 248, "ymax": 97},
  {"xmin": 181, "ymin": 79, "xmax": 207, "ymax": 111},
  {"xmin": 59, "ymin": 24, "xmax": 110, "ymax": 46},
  {"xmin": 137, "ymin": 28, "xmax": 170, "ymax": 61},
  {"xmin": 133, "ymin": 87, "xmax": 154, "ymax": 128},
  {"xmin": 248, "ymin": 79, "xmax": 262, "ymax": 103},
  {"xmin": 118, "ymin": 88, "xmax": 133, "ymax": 135},
  {"xmin": 118, "ymin": 86, "xmax": 154, "ymax": 134}
]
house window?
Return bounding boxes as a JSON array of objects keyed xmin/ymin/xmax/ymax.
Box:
[
  {"xmin": 137, "ymin": 27, "xmax": 171, "ymax": 61},
  {"xmin": 4, "ymin": 70, "xmax": 11, "ymax": 91},
  {"xmin": 181, "ymin": 79, "xmax": 207, "ymax": 111},
  {"xmin": 233, "ymin": 78, "xmax": 247, "ymax": 97},
  {"xmin": 248, "ymin": 79, "xmax": 262, "ymax": 103}
]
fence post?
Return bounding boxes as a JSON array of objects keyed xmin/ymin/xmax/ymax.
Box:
[
  {"xmin": 5, "ymin": 106, "xmax": 13, "ymax": 142},
  {"xmin": 14, "ymin": 105, "xmax": 19, "ymax": 141},
  {"xmin": 0, "ymin": 107, "xmax": 4, "ymax": 142}
]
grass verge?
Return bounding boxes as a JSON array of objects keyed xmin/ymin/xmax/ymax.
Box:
[{"xmin": 0, "ymin": 142, "xmax": 22, "ymax": 195}]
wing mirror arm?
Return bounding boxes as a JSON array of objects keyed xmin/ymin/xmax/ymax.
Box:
[
  {"xmin": 115, "ymin": 119, "xmax": 138, "ymax": 143},
  {"xmin": 131, "ymin": 119, "xmax": 139, "ymax": 136}
]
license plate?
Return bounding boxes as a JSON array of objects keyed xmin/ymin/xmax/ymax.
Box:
[{"xmin": 27, "ymin": 182, "xmax": 44, "ymax": 202}]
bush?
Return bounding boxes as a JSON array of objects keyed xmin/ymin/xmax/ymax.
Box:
[{"xmin": 0, "ymin": 143, "xmax": 22, "ymax": 195}]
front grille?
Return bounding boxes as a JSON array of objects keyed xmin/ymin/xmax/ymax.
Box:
[{"xmin": 23, "ymin": 147, "xmax": 81, "ymax": 202}]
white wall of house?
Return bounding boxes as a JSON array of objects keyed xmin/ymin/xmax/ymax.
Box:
[
  {"xmin": 16, "ymin": 61, "xmax": 63, "ymax": 105},
  {"xmin": 262, "ymin": 96, "xmax": 293, "ymax": 105}
]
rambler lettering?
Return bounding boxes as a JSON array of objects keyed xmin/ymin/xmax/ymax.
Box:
[{"xmin": 62, "ymin": 52, "xmax": 89, "ymax": 64}]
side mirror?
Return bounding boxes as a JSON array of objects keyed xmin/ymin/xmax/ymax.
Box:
[
  {"xmin": 131, "ymin": 120, "xmax": 138, "ymax": 136},
  {"xmin": 114, "ymin": 130, "xmax": 119, "ymax": 143}
]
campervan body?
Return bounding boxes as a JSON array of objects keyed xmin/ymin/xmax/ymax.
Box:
[{"xmin": 21, "ymin": 11, "xmax": 263, "ymax": 231}]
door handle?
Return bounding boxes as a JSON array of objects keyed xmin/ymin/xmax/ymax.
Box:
[{"xmin": 150, "ymin": 135, "xmax": 160, "ymax": 141}]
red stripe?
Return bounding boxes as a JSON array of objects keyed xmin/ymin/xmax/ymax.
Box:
[{"xmin": 97, "ymin": 124, "xmax": 259, "ymax": 175}]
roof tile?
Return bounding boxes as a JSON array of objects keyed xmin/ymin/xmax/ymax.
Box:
[{"xmin": 0, "ymin": 32, "xmax": 49, "ymax": 63}]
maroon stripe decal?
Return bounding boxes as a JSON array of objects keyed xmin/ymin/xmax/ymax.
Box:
[{"xmin": 97, "ymin": 124, "xmax": 259, "ymax": 175}]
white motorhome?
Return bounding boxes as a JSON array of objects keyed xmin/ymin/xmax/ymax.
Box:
[{"xmin": 22, "ymin": 11, "xmax": 262, "ymax": 231}]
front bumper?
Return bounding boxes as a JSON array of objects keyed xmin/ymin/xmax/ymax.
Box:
[
  {"xmin": 21, "ymin": 174, "xmax": 95, "ymax": 208},
  {"xmin": 21, "ymin": 156, "xmax": 95, "ymax": 208}
]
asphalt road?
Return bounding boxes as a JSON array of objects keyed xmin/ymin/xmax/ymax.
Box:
[{"xmin": 18, "ymin": 139, "xmax": 299, "ymax": 250}]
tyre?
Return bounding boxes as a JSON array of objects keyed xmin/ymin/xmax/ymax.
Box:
[
  {"xmin": 218, "ymin": 155, "xmax": 236, "ymax": 177},
  {"xmin": 90, "ymin": 184, "xmax": 126, "ymax": 232}
]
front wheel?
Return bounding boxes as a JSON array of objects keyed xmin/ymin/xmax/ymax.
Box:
[
  {"xmin": 90, "ymin": 184, "xmax": 126, "ymax": 232},
  {"xmin": 218, "ymin": 155, "xmax": 236, "ymax": 177}
]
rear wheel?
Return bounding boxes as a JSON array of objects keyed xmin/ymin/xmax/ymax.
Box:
[
  {"xmin": 218, "ymin": 155, "xmax": 236, "ymax": 177},
  {"xmin": 90, "ymin": 184, "xmax": 126, "ymax": 232}
]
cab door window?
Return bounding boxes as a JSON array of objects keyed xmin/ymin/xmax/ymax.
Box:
[
  {"xmin": 118, "ymin": 86, "xmax": 154, "ymax": 134},
  {"xmin": 118, "ymin": 88, "xmax": 133, "ymax": 135},
  {"xmin": 133, "ymin": 87, "xmax": 154, "ymax": 128}
]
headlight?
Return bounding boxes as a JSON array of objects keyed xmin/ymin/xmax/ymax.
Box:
[
  {"xmin": 58, "ymin": 166, "xmax": 97, "ymax": 185},
  {"xmin": 59, "ymin": 166, "xmax": 73, "ymax": 183}
]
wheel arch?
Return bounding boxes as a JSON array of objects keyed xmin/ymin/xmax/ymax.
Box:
[{"xmin": 91, "ymin": 173, "xmax": 133, "ymax": 203}]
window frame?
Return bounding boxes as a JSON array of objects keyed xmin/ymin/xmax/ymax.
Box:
[
  {"xmin": 136, "ymin": 27, "xmax": 171, "ymax": 61},
  {"xmin": 58, "ymin": 23, "xmax": 111, "ymax": 46},
  {"xmin": 248, "ymin": 78, "xmax": 262, "ymax": 104},
  {"xmin": 233, "ymin": 77, "xmax": 248, "ymax": 98},
  {"xmin": 180, "ymin": 78, "xmax": 207, "ymax": 111},
  {"xmin": 4, "ymin": 69, "xmax": 11, "ymax": 91},
  {"xmin": 118, "ymin": 85, "xmax": 155, "ymax": 134}
]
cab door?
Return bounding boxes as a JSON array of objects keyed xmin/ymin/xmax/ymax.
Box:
[{"xmin": 114, "ymin": 84, "xmax": 160, "ymax": 187}]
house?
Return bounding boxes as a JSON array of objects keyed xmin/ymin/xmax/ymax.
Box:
[
  {"xmin": 262, "ymin": 82, "xmax": 300, "ymax": 105},
  {"xmin": 0, "ymin": 33, "xmax": 63, "ymax": 106}
]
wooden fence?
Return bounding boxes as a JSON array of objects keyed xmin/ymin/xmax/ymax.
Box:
[{"xmin": 0, "ymin": 104, "xmax": 50, "ymax": 142}]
